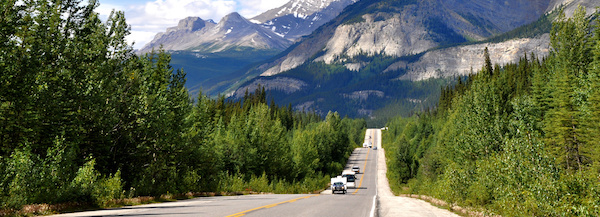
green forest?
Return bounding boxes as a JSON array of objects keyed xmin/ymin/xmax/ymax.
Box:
[
  {"xmin": 0, "ymin": 0, "xmax": 365, "ymax": 213},
  {"xmin": 384, "ymin": 7, "xmax": 600, "ymax": 216}
]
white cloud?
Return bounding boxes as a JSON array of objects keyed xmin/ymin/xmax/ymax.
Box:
[
  {"xmin": 126, "ymin": 30, "xmax": 157, "ymax": 50},
  {"xmin": 97, "ymin": 0, "xmax": 289, "ymax": 49},
  {"xmin": 96, "ymin": 3, "xmax": 124, "ymax": 20}
]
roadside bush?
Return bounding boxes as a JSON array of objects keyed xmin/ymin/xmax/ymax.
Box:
[
  {"xmin": 92, "ymin": 170, "xmax": 123, "ymax": 207},
  {"xmin": 69, "ymin": 159, "xmax": 123, "ymax": 206},
  {"xmin": 247, "ymin": 173, "xmax": 270, "ymax": 193},
  {"xmin": 69, "ymin": 159, "xmax": 99, "ymax": 202},
  {"xmin": 556, "ymin": 173, "xmax": 600, "ymax": 216},
  {"xmin": 435, "ymin": 162, "xmax": 474, "ymax": 204},
  {"xmin": 465, "ymin": 159, "xmax": 495, "ymax": 207},
  {"xmin": 3, "ymin": 148, "xmax": 38, "ymax": 209},
  {"xmin": 218, "ymin": 174, "xmax": 246, "ymax": 193}
]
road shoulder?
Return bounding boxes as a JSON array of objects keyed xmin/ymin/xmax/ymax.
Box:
[{"xmin": 375, "ymin": 129, "xmax": 459, "ymax": 217}]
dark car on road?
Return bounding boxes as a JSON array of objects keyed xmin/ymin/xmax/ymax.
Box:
[{"xmin": 332, "ymin": 182, "xmax": 347, "ymax": 194}]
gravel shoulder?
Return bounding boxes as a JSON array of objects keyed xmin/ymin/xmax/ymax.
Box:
[{"xmin": 375, "ymin": 129, "xmax": 460, "ymax": 217}]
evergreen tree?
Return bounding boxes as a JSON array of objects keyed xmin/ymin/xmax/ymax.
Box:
[
  {"xmin": 544, "ymin": 6, "xmax": 593, "ymax": 172},
  {"xmin": 484, "ymin": 47, "xmax": 493, "ymax": 77},
  {"xmin": 583, "ymin": 16, "xmax": 600, "ymax": 171}
]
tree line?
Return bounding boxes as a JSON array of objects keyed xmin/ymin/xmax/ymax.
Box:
[
  {"xmin": 384, "ymin": 6, "xmax": 600, "ymax": 216},
  {"xmin": 0, "ymin": 0, "xmax": 365, "ymax": 210}
]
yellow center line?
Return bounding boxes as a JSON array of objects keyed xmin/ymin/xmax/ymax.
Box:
[
  {"xmin": 353, "ymin": 144, "xmax": 371, "ymax": 195},
  {"xmin": 225, "ymin": 194, "xmax": 320, "ymax": 217}
]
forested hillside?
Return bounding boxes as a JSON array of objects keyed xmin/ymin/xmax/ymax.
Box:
[
  {"xmin": 0, "ymin": 0, "xmax": 365, "ymax": 213},
  {"xmin": 384, "ymin": 7, "xmax": 600, "ymax": 216}
]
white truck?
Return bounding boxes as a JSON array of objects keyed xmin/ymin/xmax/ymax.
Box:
[
  {"xmin": 330, "ymin": 176, "xmax": 347, "ymax": 194},
  {"xmin": 342, "ymin": 170, "xmax": 357, "ymax": 189}
]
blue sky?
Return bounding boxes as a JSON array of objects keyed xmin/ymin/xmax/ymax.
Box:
[{"xmin": 96, "ymin": 0, "xmax": 287, "ymax": 49}]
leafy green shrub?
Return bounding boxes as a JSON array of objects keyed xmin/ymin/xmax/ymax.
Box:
[
  {"xmin": 556, "ymin": 173, "xmax": 600, "ymax": 216},
  {"xmin": 218, "ymin": 174, "xmax": 245, "ymax": 193},
  {"xmin": 69, "ymin": 159, "xmax": 99, "ymax": 202},
  {"xmin": 3, "ymin": 149, "xmax": 37, "ymax": 209},
  {"xmin": 248, "ymin": 173, "xmax": 270, "ymax": 193},
  {"xmin": 181, "ymin": 169, "xmax": 202, "ymax": 192},
  {"xmin": 92, "ymin": 170, "xmax": 123, "ymax": 207}
]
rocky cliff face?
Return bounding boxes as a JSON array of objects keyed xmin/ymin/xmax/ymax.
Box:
[
  {"xmin": 314, "ymin": 12, "xmax": 436, "ymax": 64},
  {"xmin": 390, "ymin": 34, "xmax": 551, "ymax": 81},
  {"xmin": 139, "ymin": 13, "xmax": 292, "ymax": 54}
]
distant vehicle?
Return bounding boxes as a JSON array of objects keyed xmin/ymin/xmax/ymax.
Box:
[
  {"xmin": 363, "ymin": 141, "xmax": 372, "ymax": 148},
  {"xmin": 332, "ymin": 182, "xmax": 347, "ymax": 194},
  {"xmin": 373, "ymin": 146, "xmax": 377, "ymax": 150},
  {"xmin": 330, "ymin": 176, "xmax": 347, "ymax": 194},
  {"xmin": 342, "ymin": 170, "xmax": 357, "ymax": 188},
  {"xmin": 352, "ymin": 166, "xmax": 360, "ymax": 173}
]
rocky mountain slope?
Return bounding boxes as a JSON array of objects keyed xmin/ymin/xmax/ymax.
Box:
[
  {"xmin": 230, "ymin": 0, "xmax": 599, "ymax": 122},
  {"xmin": 137, "ymin": 0, "xmax": 363, "ymax": 98},
  {"xmin": 140, "ymin": 0, "xmax": 359, "ymax": 54},
  {"xmin": 138, "ymin": 13, "xmax": 291, "ymax": 54},
  {"xmin": 391, "ymin": 34, "xmax": 551, "ymax": 81},
  {"xmin": 241, "ymin": 0, "xmax": 600, "ymax": 83},
  {"xmin": 254, "ymin": 0, "xmax": 562, "ymax": 77}
]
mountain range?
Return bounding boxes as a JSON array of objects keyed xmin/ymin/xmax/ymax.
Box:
[
  {"xmin": 139, "ymin": 0, "xmax": 600, "ymax": 124},
  {"xmin": 140, "ymin": 0, "xmax": 359, "ymax": 54},
  {"xmin": 139, "ymin": 0, "xmax": 359, "ymax": 98}
]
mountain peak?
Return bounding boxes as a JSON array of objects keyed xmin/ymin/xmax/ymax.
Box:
[
  {"xmin": 220, "ymin": 12, "xmax": 248, "ymax": 24},
  {"xmin": 139, "ymin": 10, "xmax": 292, "ymax": 54},
  {"xmin": 251, "ymin": 0, "xmax": 358, "ymax": 39},
  {"xmin": 175, "ymin": 17, "xmax": 206, "ymax": 32}
]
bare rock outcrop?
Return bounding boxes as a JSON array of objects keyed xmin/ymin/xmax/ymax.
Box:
[
  {"xmin": 315, "ymin": 12, "xmax": 436, "ymax": 64},
  {"xmin": 390, "ymin": 34, "xmax": 551, "ymax": 81}
]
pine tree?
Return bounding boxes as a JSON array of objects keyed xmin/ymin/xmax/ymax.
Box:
[
  {"xmin": 484, "ymin": 47, "xmax": 493, "ymax": 77},
  {"xmin": 582, "ymin": 16, "xmax": 600, "ymax": 171},
  {"xmin": 544, "ymin": 6, "xmax": 592, "ymax": 172}
]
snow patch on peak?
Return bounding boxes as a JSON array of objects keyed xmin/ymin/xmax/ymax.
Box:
[{"xmin": 273, "ymin": 32, "xmax": 285, "ymax": 38}]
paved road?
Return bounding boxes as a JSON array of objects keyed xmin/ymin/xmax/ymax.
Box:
[{"xmin": 50, "ymin": 129, "xmax": 458, "ymax": 217}]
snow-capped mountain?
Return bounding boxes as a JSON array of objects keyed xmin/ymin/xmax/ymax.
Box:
[
  {"xmin": 138, "ymin": 12, "xmax": 292, "ymax": 54},
  {"xmin": 139, "ymin": 0, "xmax": 358, "ymax": 54},
  {"xmin": 251, "ymin": 0, "xmax": 358, "ymax": 40}
]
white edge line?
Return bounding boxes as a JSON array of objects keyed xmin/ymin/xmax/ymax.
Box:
[{"xmin": 369, "ymin": 129, "xmax": 378, "ymax": 217}]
